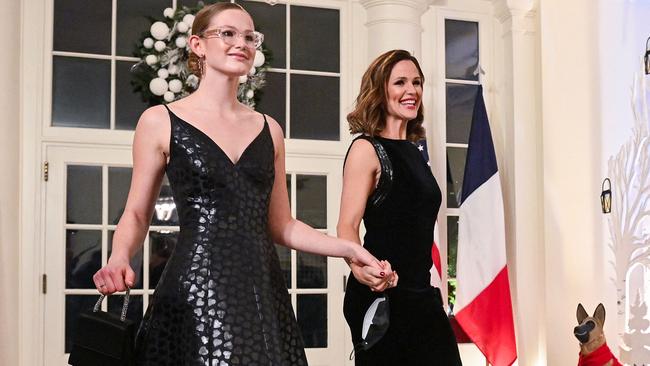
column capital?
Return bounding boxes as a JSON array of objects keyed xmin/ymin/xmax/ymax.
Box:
[
  {"xmin": 493, "ymin": 0, "xmax": 536, "ymax": 24},
  {"xmin": 359, "ymin": 0, "xmax": 445, "ymax": 13}
]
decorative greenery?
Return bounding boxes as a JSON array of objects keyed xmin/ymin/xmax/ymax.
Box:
[{"xmin": 130, "ymin": 2, "xmax": 270, "ymax": 107}]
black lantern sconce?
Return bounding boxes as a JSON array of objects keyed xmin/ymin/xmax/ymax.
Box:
[
  {"xmin": 601, "ymin": 178, "xmax": 612, "ymax": 214},
  {"xmin": 645, "ymin": 37, "xmax": 650, "ymax": 75}
]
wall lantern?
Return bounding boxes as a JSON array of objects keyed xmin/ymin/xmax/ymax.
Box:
[{"xmin": 601, "ymin": 178, "xmax": 612, "ymax": 214}]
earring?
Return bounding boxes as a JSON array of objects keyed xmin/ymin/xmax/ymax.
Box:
[{"xmin": 197, "ymin": 55, "xmax": 205, "ymax": 77}]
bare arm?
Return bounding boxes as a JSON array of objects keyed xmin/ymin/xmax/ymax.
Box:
[
  {"xmin": 93, "ymin": 106, "xmax": 169, "ymax": 294},
  {"xmin": 336, "ymin": 139, "xmax": 398, "ymax": 291},
  {"xmin": 265, "ymin": 117, "xmax": 381, "ymax": 268}
]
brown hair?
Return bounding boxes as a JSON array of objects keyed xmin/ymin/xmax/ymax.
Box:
[
  {"xmin": 347, "ymin": 49, "xmax": 426, "ymax": 142},
  {"xmin": 187, "ymin": 2, "xmax": 250, "ymax": 78}
]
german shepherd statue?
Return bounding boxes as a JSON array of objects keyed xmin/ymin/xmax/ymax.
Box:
[{"xmin": 574, "ymin": 303, "xmax": 622, "ymax": 366}]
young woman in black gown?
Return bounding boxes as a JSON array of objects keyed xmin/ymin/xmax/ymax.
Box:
[
  {"xmin": 91, "ymin": 3, "xmax": 385, "ymax": 365},
  {"xmin": 339, "ymin": 50, "xmax": 462, "ymax": 365}
]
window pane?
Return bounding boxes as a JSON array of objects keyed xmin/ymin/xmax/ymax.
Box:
[
  {"xmin": 296, "ymin": 175, "xmax": 327, "ymax": 229},
  {"xmin": 152, "ymin": 175, "xmax": 179, "ymax": 226},
  {"xmin": 445, "ymin": 19, "xmax": 479, "ymax": 81},
  {"xmin": 54, "ymin": 0, "xmax": 111, "ymax": 54},
  {"xmin": 109, "ymin": 231, "xmax": 144, "ymax": 289},
  {"xmin": 177, "ymin": 0, "xmax": 224, "ymax": 7},
  {"xmin": 256, "ymin": 71, "xmax": 286, "ymax": 133},
  {"xmin": 67, "ymin": 165, "xmax": 102, "ymax": 224},
  {"xmin": 446, "ymin": 83, "xmax": 478, "ymax": 144},
  {"xmin": 116, "ymin": 61, "xmax": 150, "ymax": 130},
  {"xmin": 65, "ymin": 295, "xmax": 99, "ymax": 353},
  {"xmin": 286, "ymin": 174, "xmax": 291, "ymax": 204},
  {"xmin": 53, "ymin": 56, "xmax": 111, "ymax": 129},
  {"xmin": 275, "ymin": 244, "xmax": 291, "ymax": 288},
  {"xmin": 241, "ymin": 0, "xmax": 286, "ymax": 69},
  {"xmin": 446, "ymin": 147, "xmax": 467, "ymax": 208},
  {"xmin": 297, "ymin": 294, "xmax": 327, "ymax": 348},
  {"xmin": 447, "ymin": 216, "xmax": 459, "ymax": 309},
  {"xmin": 66, "ymin": 230, "xmax": 102, "ymax": 289},
  {"xmin": 116, "ymin": 0, "xmax": 171, "ymax": 56},
  {"xmin": 297, "ymin": 252, "xmax": 326, "ymax": 289},
  {"xmin": 108, "ymin": 167, "xmax": 132, "ymax": 225},
  {"xmin": 290, "ymin": 75, "xmax": 339, "ymax": 140},
  {"xmin": 149, "ymin": 230, "xmax": 178, "ymax": 288},
  {"xmin": 290, "ymin": 6, "xmax": 339, "ymax": 72}
]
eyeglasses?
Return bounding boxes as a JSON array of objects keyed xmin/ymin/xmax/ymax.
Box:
[{"xmin": 200, "ymin": 27, "xmax": 264, "ymax": 49}]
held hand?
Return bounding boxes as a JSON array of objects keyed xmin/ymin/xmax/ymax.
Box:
[
  {"xmin": 350, "ymin": 260, "xmax": 398, "ymax": 292},
  {"xmin": 347, "ymin": 243, "xmax": 383, "ymax": 270},
  {"xmin": 92, "ymin": 255, "xmax": 136, "ymax": 295}
]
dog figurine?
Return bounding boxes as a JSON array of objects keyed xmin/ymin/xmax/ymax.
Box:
[{"xmin": 574, "ymin": 303, "xmax": 622, "ymax": 366}]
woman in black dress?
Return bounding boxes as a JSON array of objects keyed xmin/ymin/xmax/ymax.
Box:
[
  {"xmin": 91, "ymin": 3, "xmax": 383, "ymax": 365},
  {"xmin": 339, "ymin": 49, "xmax": 462, "ymax": 365}
]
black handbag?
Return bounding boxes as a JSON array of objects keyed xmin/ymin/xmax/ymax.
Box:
[{"xmin": 68, "ymin": 289, "xmax": 136, "ymax": 366}]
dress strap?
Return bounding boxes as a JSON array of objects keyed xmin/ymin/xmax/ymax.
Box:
[{"xmin": 343, "ymin": 135, "xmax": 393, "ymax": 208}]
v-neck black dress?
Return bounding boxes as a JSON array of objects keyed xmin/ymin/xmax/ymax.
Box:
[
  {"xmin": 343, "ymin": 135, "xmax": 462, "ymax": 365},
  {"xmin": 134, "ymin": 106, "xmax": 307, "ymax": 366}
]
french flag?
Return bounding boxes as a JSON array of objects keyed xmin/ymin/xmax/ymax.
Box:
[
  {"xmin": 416, "ymin": 139, "xmax": 443, "ymax": 289},
  {"xmin": 454, "ymin": 86, "xmax": 517, "ymax": 366}
]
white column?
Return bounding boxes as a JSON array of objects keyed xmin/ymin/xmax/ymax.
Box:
[
  {"xmin": 359, "ymin": 0, "xmax": 441, "ymax": 60},
  {"xmin": 493, "ymin": 0, "xmax": 545, "ymax": 365},
  {"xmin": 0, "ymin": 0, "xmax": 21, "ymax": 364}
]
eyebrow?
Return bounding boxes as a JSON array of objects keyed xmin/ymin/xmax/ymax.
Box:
[
  {"xmin": 212, "ymin": 24, "xmax": 254, "ymax": 32},
  {"xmin": 392, "ymin": 76, "xmax": 422, "ymax": 81}
]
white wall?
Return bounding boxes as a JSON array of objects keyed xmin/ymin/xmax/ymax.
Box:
[
  {"xmin": 0, "ymin": 0, "xmax": 21, "ymax": 364},
  {"xmin": 539, "ymin": 0, "xmax": 650, "ymax": 364}
]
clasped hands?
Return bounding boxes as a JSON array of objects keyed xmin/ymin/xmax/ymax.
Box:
[{"xmin": 350, "ymin": 260, "xmax": 399, "ymax": 292}]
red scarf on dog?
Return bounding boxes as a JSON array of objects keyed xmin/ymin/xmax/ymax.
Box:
[{"xmin": 578, "ymin": 344, "xmax": 622, "ymax": 366}]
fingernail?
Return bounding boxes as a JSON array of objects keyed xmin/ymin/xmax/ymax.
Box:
[{"xmin": 380, "ymin": 272, "xmax": 385, "ymax": 277}]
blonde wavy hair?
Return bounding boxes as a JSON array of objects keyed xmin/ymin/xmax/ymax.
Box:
[{"xmin": 347, "ymin": 49, "xmax": 426, "ymax": 142}]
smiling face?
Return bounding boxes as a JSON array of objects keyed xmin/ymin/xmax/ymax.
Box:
[
  {"xmin": 384, "ymin": 60, "xmax": 423, "ymax": 123},
  {"xmin": 192, "ymin": 8, "xmax": 256, "ymax": 78}
]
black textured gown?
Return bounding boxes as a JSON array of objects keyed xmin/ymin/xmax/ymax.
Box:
[
  {"xmin": 134, "ymin": 106, "xmax": 308, "ymax": 366},
  {"xmin": 343, "ymin": 136, "xmax": 462, "ymax": 366}
]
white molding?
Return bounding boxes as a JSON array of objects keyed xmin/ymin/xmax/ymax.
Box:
[{"xmin": 19, "ymin": 0, "xmax": 47, "ymax": 364}]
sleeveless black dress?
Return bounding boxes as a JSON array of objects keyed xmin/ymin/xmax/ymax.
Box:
[
  {"xmin": 343, "ymin": 136, "xmax": 462, "ymax": 365},
  {"xmin": 134, "ymin": 106, "xmax": 308, "ymax": 366}
]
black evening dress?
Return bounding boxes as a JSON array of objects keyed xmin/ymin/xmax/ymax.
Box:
[
  {"xmin": 135, "ymin": 106, "xmax": 308, "ymax": 366},
  {"xmin": 343, "ymin": 135, "xmax": 462, "ymax": 366}
]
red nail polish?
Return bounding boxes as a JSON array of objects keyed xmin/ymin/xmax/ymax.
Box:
[{"xmin": 380, "ymin": 272, "xmax": 385, "ymax": 277}]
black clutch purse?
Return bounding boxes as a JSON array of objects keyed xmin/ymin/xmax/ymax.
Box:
[{"xmin": 68, "ymin": 289, "xmax": 136, "ymax": 366}]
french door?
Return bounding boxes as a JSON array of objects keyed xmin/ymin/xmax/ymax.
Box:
[{"xmin": 42, "ymin": 144, "xmax": 349, "ymax": 365}]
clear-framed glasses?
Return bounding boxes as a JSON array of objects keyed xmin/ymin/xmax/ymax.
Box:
[{"xmin": 200, "ymin": 27, "xmax": 264, "ymax": 49}]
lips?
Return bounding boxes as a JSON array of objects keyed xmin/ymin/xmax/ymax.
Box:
[
  {"xmin": 399, "ymin": 98, "xmax": 418, "ymax": 109},
  {"xmin": 228, "ymin": 53, "xmax": 249, "ymax": 61}
]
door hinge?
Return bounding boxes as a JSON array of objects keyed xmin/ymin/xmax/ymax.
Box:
[
  {"xmin": 43, "ymin": 161, "xmax": 49, "ymax": 182},
  {"xmin": 42, "ymin": 274, "xmax": 47, "ymax": 294}
]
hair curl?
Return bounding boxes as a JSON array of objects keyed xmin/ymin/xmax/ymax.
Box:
[{"xmin": 347, "ymin": 49, "xmax": 426, "ymax": 142}]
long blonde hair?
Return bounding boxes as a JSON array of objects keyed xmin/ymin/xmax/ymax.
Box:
[{"xmin": 347, "ymin": 49, "xmax": 426, "ymax": 142}]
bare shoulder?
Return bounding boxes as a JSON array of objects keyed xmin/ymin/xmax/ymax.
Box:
[
  {"xmin": 134, "ymin": 105, "xmax": 171, "ymax": 151},
  {"xmin": 345, "ymin": 137, "xmax": 380, "ymax": 173}
]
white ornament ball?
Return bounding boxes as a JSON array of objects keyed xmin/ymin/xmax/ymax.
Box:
[
  {"xmin": 143, "ymin": 37, "xmax": 154, "ymax": 49},
  {"xmin": 163, "ymin": 7, "xmax": 174, "ymax": 18},
  {"xmin": 182, "ymin": 14, "xmax": 195, "ymax": 26},
  {"xmin": 149, "ymin": 78, "xmax": 168, "ymax": 96},
  {"xmin": 145, "ymin": 54, "xmax": 158, "ymax": 66},
  {"xmin": 168, "ymin": 64, "xmax": 180, "ymax": 75},
  {"xmin": 150, "ymin": 22, "xmax": 170, "ymax": 40},
  {"xmin": 157, "ymin": 68, "xmax": 169, "ymax": 79},
  {"xmin": 239, "ymin": 75, "xmax": 248, "ymax": 84},
  {"xmin": 163, "ymin": 91, "xmax": 175, "ymax": 102},
  {"xmin": 177, "ymin": 21, "xmax": 189, "ymax": 33},
  {"xmin": 154, "ymin": 41, "xmax": 166, "ymax": 52},
  {"xmin": 175, "ymin": 36, "xmax": 187, "ymax": 48},
  {"xmin": 168, "ymin": 79, "xmax": 183, "ymax": 93},
  {"xmin": 249, "ymin": 66, "xmax": 256, "ymax": 75},
  {"xmin": 246, "ymin": 89, "xmax": 254, "ymax": 99},
  {"xmin": 253, "ymin": 50, "xmax": 265, "ymax": 67},
  {"xmin": 186, "ymin": 74, "xmax": 199, "ymax": 88}
]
